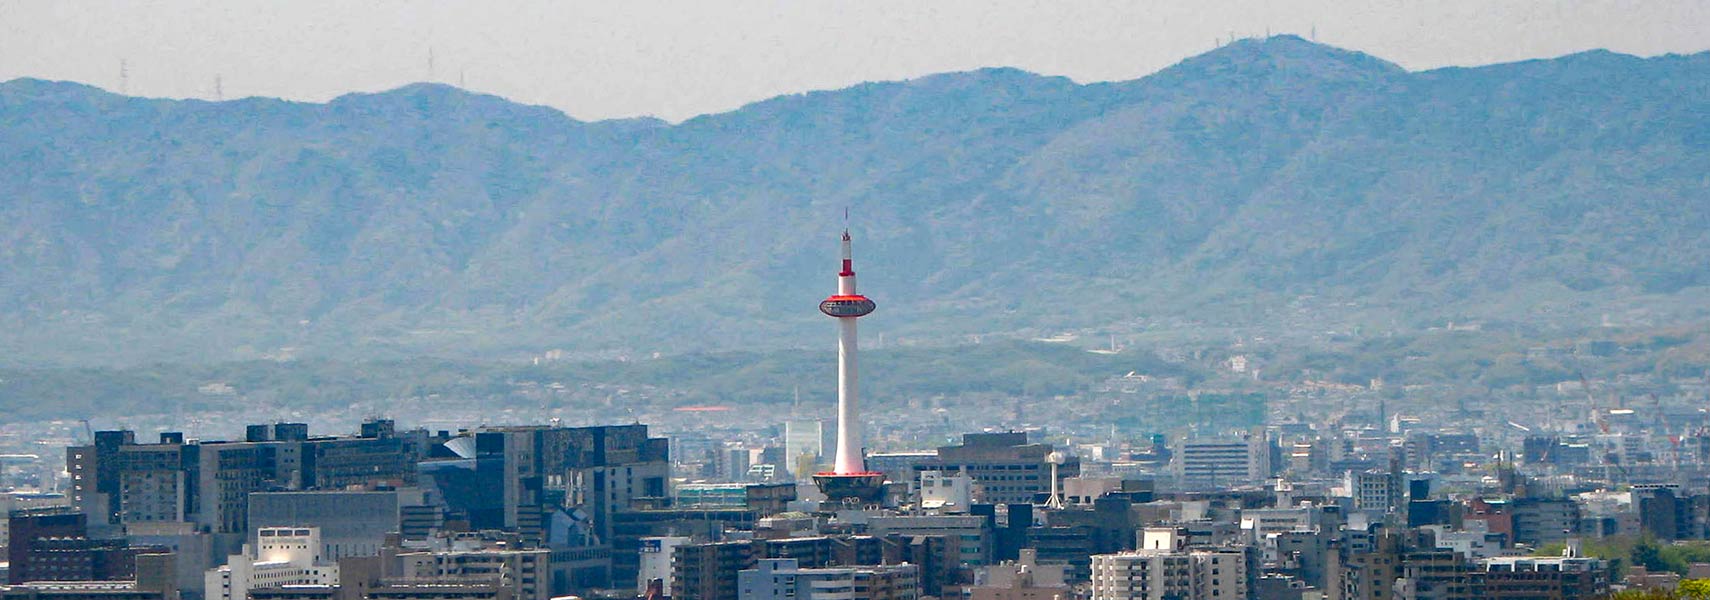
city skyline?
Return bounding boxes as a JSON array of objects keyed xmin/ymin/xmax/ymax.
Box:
[{"xmin": 1, "ymin": 4, "xmax": 1707, "ymax": 598}]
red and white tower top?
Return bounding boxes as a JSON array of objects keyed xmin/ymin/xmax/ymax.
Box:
[{"xmin": 819, "ymin": 230, "xmax": 877, "ymax": 319}]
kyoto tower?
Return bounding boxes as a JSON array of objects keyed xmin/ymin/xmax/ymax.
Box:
[{"xmin": 812, "ymin": 228, "xmax": 886, "ymax": 504}]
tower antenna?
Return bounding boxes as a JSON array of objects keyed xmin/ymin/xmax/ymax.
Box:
[
  {"xmin": 214, "ymin": 75, "xmax": 223, "ymax": 101},
  {"xmin": 428, "ymin": 47, "xmax": 436, "ymax": 82},
  {"xmin": 119, "ymin": 59, "xmax": 129, "ymax": 95},
  {"xmin": 1046, "ymin": 451, "xmax": 1066, "ymax": 509}
]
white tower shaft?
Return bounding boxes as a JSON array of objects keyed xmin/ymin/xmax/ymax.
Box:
[
  {"xmin": 835, "ymin": 316, "xmax": 861, "ymax": 474},
  {"xmin": 834, "ymin": 233, "xmax": 862, "ymax": 474}
]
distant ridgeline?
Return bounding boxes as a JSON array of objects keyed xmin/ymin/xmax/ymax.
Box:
[{"xmin": 1, "ymin": 35, "xmax": 1708, "ymax": 364}]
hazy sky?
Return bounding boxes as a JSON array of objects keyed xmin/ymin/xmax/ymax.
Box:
[{"xmin": 2, "ymin": 1, "xmax": 1706, "ymax": 122}]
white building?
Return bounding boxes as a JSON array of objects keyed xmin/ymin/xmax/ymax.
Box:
[
  {"xmin": 738, "ymin": 558, "xmax": 919, "ymax": 600},
  {"xmin": 206, "ymin": 527, "xmax": 340, "ymax": 600},
  {"xmin": 919, "ymin": 471, "xmax": 973, "ymax": 511},
  {"xmin": 1421, "ymin": 521, "xmax": 1505, "ymax": 559},
  {"xmin": 1090, "ymin": 547, "xmax": 1248, "ymax": 600},
  {"xmin": 1238, "ymin": 508, "xmax": 1318, "ymax": 542},
  {"xmin": 1228, "ymin": 355, "xmax": 1248, "ymax": 373},
  {"xmin": 638, "ymin": 536, "xmax": 690, "ymax": 595},
  {"xmin": 784, "ymin": 420, "xmax": 833, "ymax": 479},
  {"xmin": 1351, "ymin": 470, "xmax": 1398, "ymax": 513}
]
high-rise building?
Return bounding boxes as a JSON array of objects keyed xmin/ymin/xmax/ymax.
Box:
[
  {"xmin": 419, "ymin": 424, "xmax": 669, "ymax": 551},
  {"xmin": 391, "ymin": 544, "xmax": 551, "ymax": 600},
  {"xmin": 912, "ymin": 433, "xmax": 1077, "ymax": 505},
  {"xmin": 67, "ymin": 422, "xmax": 423, "ymax": 535},
  {"xmin": 0, "ymin": 492, "xmax": 69, "ymax": 554},
  {"xmin": 737, "ymin": 558, "xmax": 918, "ymax": 600},
  {"xmin": 1353, "ymin": 469, "xmax": 1400, "ymax": 513},
  {"xmin": 1338, "ymin": 533, "xmax": 1403, "ymax": 600},
  {"xmin": 1508, "ymin": 498, "xmax": 1580, "ymax": 547},
  {"xmin": 637, "ymin": 537, "xmax": 690, "ymax": 596},
  {"xmin": 783, "ymin": 420, "xmax": 833, "ymax": 480},
  {"xmin": 1174, "ymin": 435, "xmax": 1271, "ymax": 491},
  {"xmin": 1089, "ymin": 548, "xmax": 1249, "ymax": 600},
  {"xmin": 66, "ymin": 430, "xmax": 136, "ymax": 527},
  {"xmin": 7, "ymin": 507, "xmax": 146, "ymax": 585},
  {"xmin": 672, "ymin": 541, "xmax": 754, "ymax": 600},
  {"xmin": 723, "ymin": 448, "xmax": 753, "ymax": 482}
]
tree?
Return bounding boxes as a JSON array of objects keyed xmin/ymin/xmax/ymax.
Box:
[
  {"xmin": 1677, "ymin": 579, "xmax": 1710, "ymax": 599},
  {"xmin": 1635, "ymin": 538, "xmax": 1667, "ymax": 572}
]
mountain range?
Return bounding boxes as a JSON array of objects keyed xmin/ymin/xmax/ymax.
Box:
[{"xmin": 2, "ymin": 35, "xmax": 1707, "ymax": 366}]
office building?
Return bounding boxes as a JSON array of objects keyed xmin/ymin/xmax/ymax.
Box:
[
  {"xmin": 737, "ymin": 559, "xmax": 918, "ymax": 600},
  {"xmin": 969, "ymin": 550, "xmax": 1068, "ymax": 600},
  {"xmin": 783, "ymin": 421, "xmax": 833, "ymax": 480},
  {"xmin": 390, "ymin": 545, "xmax": 550, "ymax": 600},
  {"xmin": 912, "ymin": 433, "xmax": 1077, "ymax": 505},
  {"xmin": 636, "ymin": 537, "xmax": 689, "ymax": 596},
  {"xmin": 1175, "ymin": 436, "xmax": 1271, "ymax": 491},
  {"xmin": 1474, "ymin": 556, "xmax": 1606, "ymax": 600},
  {"xmin": 1353, "ymin": 470, "xmax": 1400, "ymax": 514},
  {"xmin": 7, "ymin": 508, "xmax": 149, "ymax": 585},
  {"xmin": 205, "ymin": 527, "xmax": 339, "ymax": 600},
  {"xmin": 866, "ymin": 515, "xmax": 992, "ymax": 567},
  {"xmin": 67, "ymin": 423, "xmax": 422, "ymax": 535},
  {"xmin": 246, "ymin": 491, "xmax": 403, "ymax": 560},
  {"xmin": 672, "ymin": 541, "xmax": 753, "ymax": 600},
  {"xmin": 1090, "ymin": 548, "xmax": 1248, "ymax": 600}
]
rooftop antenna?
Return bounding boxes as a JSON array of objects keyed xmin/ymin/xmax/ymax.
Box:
[
  {"xmin": 1045, "ymin": 451, "xmax": 1066, "ymax": 509},
  {"xmin": 119, "ymin": 59, "xmax": 129, "ymax": 95}
]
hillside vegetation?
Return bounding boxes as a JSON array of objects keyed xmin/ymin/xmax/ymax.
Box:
[{"xmin": 1, "ymin": 36, "xmax": 1707, "ymax": 365}]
